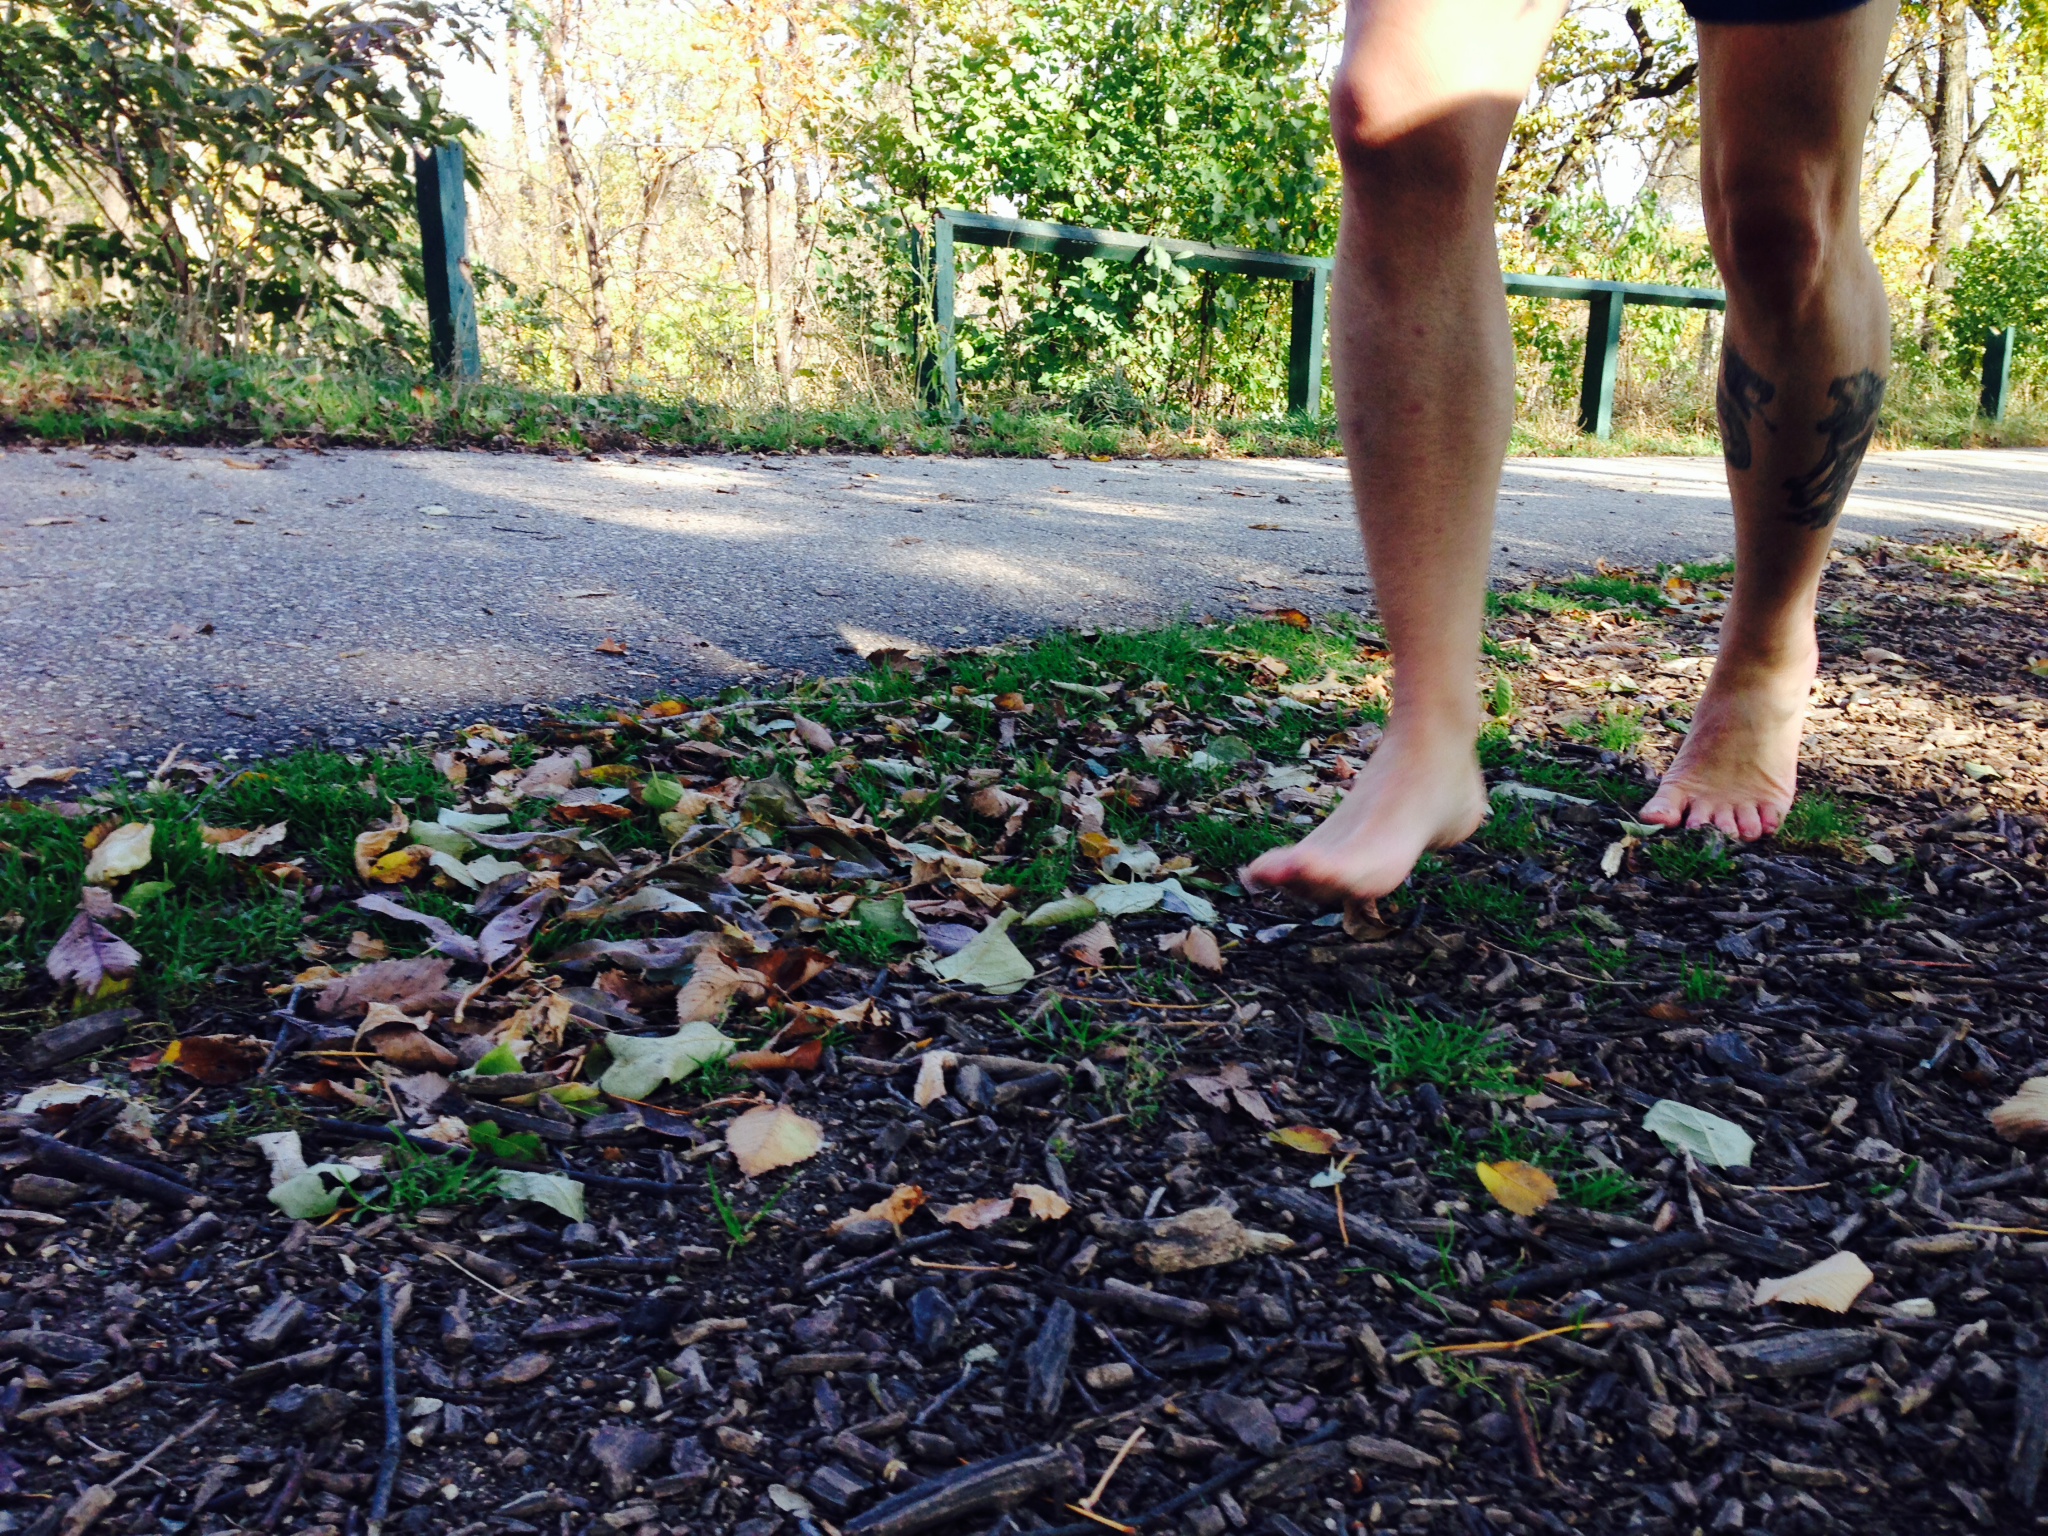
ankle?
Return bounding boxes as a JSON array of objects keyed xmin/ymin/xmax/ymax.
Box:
[
  {"xmin": 1382, "ymin": 702, "xmax": 1481, "ymax": 752},
  {"xmin": 1714, "ymin": 610, "xmax": 1819, "ymax": 671}
]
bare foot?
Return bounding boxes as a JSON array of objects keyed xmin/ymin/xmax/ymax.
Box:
[
  {"xmin": 1640, "ymin": 639, "xmax": 1818, "ymax": 840},
  {"xmin": 1243, "ymin": 722, "xmax": 1489, "ymax": 903}
]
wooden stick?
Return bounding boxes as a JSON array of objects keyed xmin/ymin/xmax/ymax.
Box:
[
  {"xmin": 1395, "ymin": 1320, "xmax": 1618, "ymax": 1361},
  {"xmin": 1080, "ymin": 1425, "xmax": 1148, "ymax": 1511},
  {"xmin": 21, "ymin": 1130, "xmax": 201, "ymax": 1209},
  {"xmin": 367, "ymin": 1277, "xmax": 401, "ymax": 1536}
]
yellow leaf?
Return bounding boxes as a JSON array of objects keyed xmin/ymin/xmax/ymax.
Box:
[
  {"xmin": 367, "ymin": 845, "xmax": 434, "ymax": 885},
  {"xmin": 353, "ymin": 825, "xmax": 403, "ymax": 880},
  {"xmin": 1077, "ymin": 831, "xmax": 1119, "ymax": 862},
  {"xmin": 836, "ymin": 1184, "xmax": 925, "ymax": 1229},
  {"xmin": 1269, "ymin": 1125, "xmax": 1340, "ymax": 1156},
  {"xmin": 1475, "ymin": 1160, "xmax": 1558, "ymax": 1217},
  {"xmin": 1012, "ymin": 1182, "xmax": 1071, "ymax": 1221},
  {"xmin": 913, "ymin": 1050, "xmax": 957, "ymax": 1108},
  {"xmin": 724, "ymin": 1103, "xmax": 824, "ymax": 1179},
  {"xmin": 1751, "ymin": 1250, "xmax": 1874, "ymax": 1313},
  {"xmin": 83, "ymin": 822, "xmax": 154, "ymax": 884}
]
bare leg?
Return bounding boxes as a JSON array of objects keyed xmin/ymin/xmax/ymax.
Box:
[
  {"xmin": 1639, "ymin": 3, "xmax": 1897, "ymax": 839},
  {"xmin": 1245, "ymin": 0, "xmax": 1565, "ymax": 903}
]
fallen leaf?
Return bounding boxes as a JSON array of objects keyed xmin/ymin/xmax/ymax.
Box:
[
  {"xmin": 269, "ymin": 1164, "xmax": 363, "ymax": 1220},
  {"xmin": 1269, "ymin": 1125, "xmax": 1340, "ymax": 1156},
  {"xmin": 937, "ymin": 1196, "xmax": 1016, "ymax": 1230},
  {"xmin": 833, "ymin": 1184, "xmax": 925, "ymax": 1231},
  {"xmin": 1642, "ymin": 1099, "xmax": 1755, "ymax": 1168},
  {"xmin": 204, "ymin": 823, "xmax": 288, "ymax": 858},
  {"xmin": 728, "ymin": 1040, "xmax": 825, "ymax": 1073},
  {"xmin": 346, "ymin": 931, "xmax": 389, "ymax": 961},
  {"xmin": 314, "ymin": 956, "xmax": 456, "ymax": 1018},
  {"xmin": 1021, "ymin": 896, "xmax": 1098, "ymax": 928},
  {"xmin": 493, "ymin": 1170, "xmax": 588, "ymax": 1221},
  {"xmin": 45, "ymin": 890, "xmax": 141, "ymax": 996},
  {"xmin": 83, "ymin": 822, "xmax": 154, "ymax": 885},
  {"xmin": 930, "ymin": 910, "xmax": 1035, "ymax": 993},
  {"xmin": 353, "ymin": 894, "xmax": 483, "ymax": 966},
  {"xmin": 1092, "ymin": 1205, "xmax": 1293, "ymax": 1274},
  {"xmin": 162, "ymin": 1034, "xmax": 269, "ymax": 1086},
  {"xmin": 1182, "ymin": 1063, "xmax": 1276, "ymax": 1125},
  {"xmin": 250, "ymin": 1130, "xmax": 308, "ymax": 1187},
  {"xmin": 1161, "ymin": 926, "xmax": 1226, "ymax": 973},
  {"xmin": 594, "ymin": 638, "xmax": 629, "ymax": 655},
  {"xmin": 1475, "ymin": 1160, "xmax": 1558, "ymax": 1217},
  {"xmin": 364, "ymin": 1022, "xmax": 460, "ymax": 1072},
  {"xmin": 1013, "ymin": 1182, "xmax": 1072, "ymax": 1221},
  {"xmin": 353, "ymin": 824, "xmax": 405, "ymax": 880},
  {"xmin": 1751, "ymin": 1250, "xmax": 1874, "ymax": 1312},
  {"xmin": 913, "ymin": 1050, "xmax": 957, "ymax": 1107},
  {"xmin": 790, "ymin": 715, "xmax": 836, "ymax": 752},
  {"xmin": 367, "ymin": 845, "xmax": 434, "ymax": 885},
  {"xmin": 677, "ymin": 948, "xmax": 769, "ymax": 1023},
  {"xmin": 1990, "ymin": 1077, "xmax": 2048, "ymax": 1143},
  {"xmin": 1061, "ymin": 920, "xmax": 1120, "ymax": 968},
  {"xmin": 479, "ymin": 890, "xmax": 556, "ymax": 965},
  {"xmin": 725, "ymin": 1103, "xmax": 825, "ymax": 1178},
  {"xmin": 4, "ymin": 764, "xmax": 81, "ymax": 790},
  {"xmin": 598, "ymin": 1022, "xmax": 736, "ymax": 1100}
]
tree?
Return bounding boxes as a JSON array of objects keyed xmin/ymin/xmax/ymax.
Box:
[{"xmin": 0, "ymin": 0, "xmax": 479, "ymax": 349}]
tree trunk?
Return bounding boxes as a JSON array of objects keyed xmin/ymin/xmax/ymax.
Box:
[
  {"xmin": 544, "ymin": 0, "xmax": 618, "ymax": 392},
  {"xmin": 1923, "ymin": 0, "xmax": 1971, "ymax": 349}
]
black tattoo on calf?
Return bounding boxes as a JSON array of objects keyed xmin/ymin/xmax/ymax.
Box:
[
  {"xmin": 1781, "ymin": 369, "xmax": 1886, "ymax": 530},
  {"xmin": 1716, "ymin": 345, "xmax": 1776, "ymax": 472}
]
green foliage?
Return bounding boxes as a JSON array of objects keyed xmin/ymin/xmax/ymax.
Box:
[
  {"xmin": 705, "ymin": 1167, "xmax": 797, "ymax": 1255},
  {"xmin": 1777, "ymin": 793, "xmax": 1860, "ymax": 853},
  {"xmin": 840, "ymin": 0, "xmax": 1339, "ymax": 412},
  {"xmin": 470, "ymin": 1120, "xmax": 546, "ymax": 1162},
  {"xmin": 1643, "ymin": 832, "xmax": 1737, "ymax": 883},
  {"xmin": 1473, "ymin": 800, "xmax": 1544, "ymax": 856},
  {"xmin": 1433, "ymin": 877, "xmax": 1539, "ymax": 943},
  {"xmin": 1565, "ymin": 706, "xmax": 1648, "ymax": 754},
  {"xmin": 358, "ymin": 1141, "xmax": 499, "ymax": 1222},
  {"xmin": 1682, "ymin": 963, "xmax": 1730, "ymax": 1003},
  {"xmin": 1945, "ymin": 201, "xmax": 2048, "ymax": 383},
  {"xmin": 1329, "ymin": 1003, "xmax": 1520, "ymax": 1095},
  {"xmin": 1180, "ymin": 813, "xmax": 1292, "ymax": 871},
  {"xmin": 1015, "ymin": 999, "xmax": 1127, "ymax": 1058},
  {"xmin": 0, "ymin": 0, "xmax": 478, "ymax": 349}
]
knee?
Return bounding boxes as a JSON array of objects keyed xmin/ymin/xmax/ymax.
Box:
[
  {"xmin": 1703, "ymin": 176, "xmax": 1841, "ymax": 318},
  {"xmin": 1329, "ymin": 67, "xmax": 1499, "ymax": 215}
]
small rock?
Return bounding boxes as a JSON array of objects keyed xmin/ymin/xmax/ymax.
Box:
[
  {"xmin": 952, "ymin": 1063, "xmax": 995, "ymax": 1114},
  {"xmin": 715, "ymin": 1425, "xmax": 765, "ymax": 1458},
  {"xmin": 481, "ymin": 1352, "xmax": 554, "ymax": 1389},
  {"xmin": 670, "ymin": 1346, "xmax": 713, "ymax": 1399},
  {"xmin": 833, "ymin": 1217, "xmax": 896, "ymax": 1256},
  {"xmin": 560, "ymin": 1222, "xmax": 604, "ymax": 1253},
  {"xmin": 1959, "ymin": 1352, "xmax": 2008, "ymax": 1402},
  {"xmin": 7, "ymin": 1174, "xmax": 82, "ymax": 1210},
  {"xmin": 1084, "ymin": 1361, "xmax": 1135, "ymax": 1393},
  {"xmin": 589, "ymin": 1425, "xmax": 667, "ymax": 1500},
  {"xmin": 1199, "ymin": 1391, "xmax": 1283, "ymax": 1456},
  {"xmin": 243, "ymin": 1294, "xmax": 312, "ymax": 1354},
  {"xmin": 904, "ymin": 1429, "xmax": 956, "ymax": 1462},
  {"xmin": 1187, "ymin": 1507, "xmax": 1228, "ymax": 1536},
  {"xmin": 661, "ymin": 1435, "xmax": 718, "ymax": 1491},
  {"xmin": 1472, "ymin": 1411, "xmax": 1516, "ymax": 1444},
  {"xmin": 907, "ymin": 1288, "xmax": 957, "ymax": 1358},
  {"xmin": 267, "ymin": 1385, "xmax": 356, "ymax": 1437},
  {"xmin": 1163, "ymin": 1131, "xmax": 1213, "ymax": 1160},
  {"xmin": 804, "ymin": 1464, "xmax": 873, "ymax": 1517},
  {"xmin": 791, "ymin": 1306, "xmax": 844, "ymax": 1350}
]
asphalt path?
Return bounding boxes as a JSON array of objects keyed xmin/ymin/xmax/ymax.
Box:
[{"xmin": 3, "ymin": 442, "xmax": 2044, "ymax": 779}]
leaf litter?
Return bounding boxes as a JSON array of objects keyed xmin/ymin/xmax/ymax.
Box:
[{"xmin": 2, "ymin": 541, "xmax": 2048, "ymax": 1531}]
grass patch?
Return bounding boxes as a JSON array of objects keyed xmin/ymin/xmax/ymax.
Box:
[
  {"xmin": 1565, "ymin": 706, "xmax": 1648, "ymax": 754},
  {"xmin": 1179, "ymin": 813, "xmax": 1292, "ymax": 871},
  {"xmin": 357, "ymin": 1141, "xmax": 500, "ymax": 1222},
  {"xmin": 1432, "ymin": 877, "xmax": 1540, "ymax": 943},
  {"xmin": 1473, "ymin": 799, "xmax": 1544, "ymax": 856},
  {"xmin": 1329, "ymin": 1003, "xmax": 1521, "ymax": 1095},
  {"xmin": 1682, "ymin": 962, "xmax": 1731, "ymax": 1003},
  {"xmin": 1777, "ymin": 792, "xmax": 1862, "ymax": 854},
  {"xmin": 1643, "ymin": 832, "xmax": 1737, "ymax": 884},
  {"xmin": 705, "ymin": 1168, "xmax": 798, "ymax": 1255}
]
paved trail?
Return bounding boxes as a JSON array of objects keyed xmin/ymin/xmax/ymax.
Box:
[{"xmin": 3, "ymin": 442, "xmax": 2044, "ymax": 778}]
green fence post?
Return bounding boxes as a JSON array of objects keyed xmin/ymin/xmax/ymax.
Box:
[
  {"xmin": 1578, "ymin": 288, "xmax": 1623, "ymax": 438},
  {"xmin": 1980, "ymin": 326, "xmax": 2014, "ymax": 421},
  {"xmin": 1287, "ymin": 270, "xmax": 1327, "ymax": 417},
  {"xmin": 414, "ymin": 144, "xmax": 480, "ymax": 381},
  {"xmin": 935, "ymin": 215, "xmax": 959, "ymax": 419}
]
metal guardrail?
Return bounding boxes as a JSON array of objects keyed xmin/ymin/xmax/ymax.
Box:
[
  {"xmin": 925, "ymin": 209, "xmax": 2026, "ymax": 436},
  {"xmin": 414, "ymin": 144, "xmax": 481, "ymax": 381}
]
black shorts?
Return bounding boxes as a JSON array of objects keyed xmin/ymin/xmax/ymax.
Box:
[{"xmin": 1683, "ymin": 0, "xmax": 1871, "ymax": 18}]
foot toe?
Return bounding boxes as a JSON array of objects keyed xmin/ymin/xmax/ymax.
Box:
[{"xmin": 1733, "ymin": 803, "xmax": 1764, "ymax": 842}]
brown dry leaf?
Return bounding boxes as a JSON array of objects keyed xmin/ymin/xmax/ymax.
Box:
[
  {"xmin": 364, "ymin": 1022, "xmax": 460, "ymax": 1073},
  {"xmin": 1269, "ymin": 1125, "xmax": 1340, "ymax": 1156},
  {"xmin": 751, "ymin": 946, "xmax": 832, "ymax": 997},
  {"xmin": 728, "ymin": 1040, "xmax": 825, "ymax": 1073},
  {"xmin": 913, "ymin": 1050, "xmax": 957, "ymax": 1108},
  {"xmin": 676, "ymin": 948, "xmax": 768, "ymax": 1024},
  {"xmin": 937, "ymin": 1196, "xmax": 1016, "ymax": 1230},
  {"xmin": 1990, "ymin": 1077, "xmax": 2048, "ymax": 1143},
  {"xmin": 1475, "ymin": 1160, "xmax": 1558, "ymax": 1217},
  {"xmin": 5, "ymin": 763, "xmax": 82, "ymax": 790},
  {"xmin": 790, "ymin": 715, "xmax": 836, "ymax": 753},
  {"xmin": 1012, "ymin": 1182, "xmax": 1071, "ymax": 1221},
  {"xmin": 162, "ymin": 1034, "xmax": 270, "ymax": 1086},
  {"xmin": 1751, "ymin": 1250, "xmax": 1875, "ymax": 1312},
  {"xmin": 593, "ymin": 638, "xmax": 628, "ymax": 655},
  {"xmin": 1645, "ymin": 1001, "xmax": 1696, "ymax": 1023},
  {"xmin": 1061, "ymin": 920, "xmax": 1120, "ymax": 969},
  {"xmin": 203, "ymin": 823, "xmax": 289, "ymax": 858},
  {"xmin": 346, "ymin": 931, "xmax": 390, "ymax": 961},
  {"xmin": 969, "ymin": 785, "xmax": 1028, "ymax": 821},
  {"xmin": 1182, "ymin": 1063, "xmax": 1275, "ymax": 1125},
  {"xmin": 1177, "ymin": 927, "xmax": 1226, "ymax": 973},
  {"xmin": 1076, "ymin": 831, "xmax": 1119, "ymax": 862},
  {"xmin": 725, "ymin": 1103, "xmax": 824, "ymax": 1178},
  {"xmin": 315, "ymin": 956, "xmax": 457, "ymax": 1018}
]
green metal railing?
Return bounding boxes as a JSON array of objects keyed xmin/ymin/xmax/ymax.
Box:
[
  {"xmin": 414, "ymin": 144, "xmax": 481, "ymax": 381},
  {"xmin": 926, "ymin": 209, "xmax": 2027, "ymax": 436}
]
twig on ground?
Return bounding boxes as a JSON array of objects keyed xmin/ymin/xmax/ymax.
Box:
[{"xmin": 368, "ymin": 1276, "xmax": 401, "ymax": 1536}]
